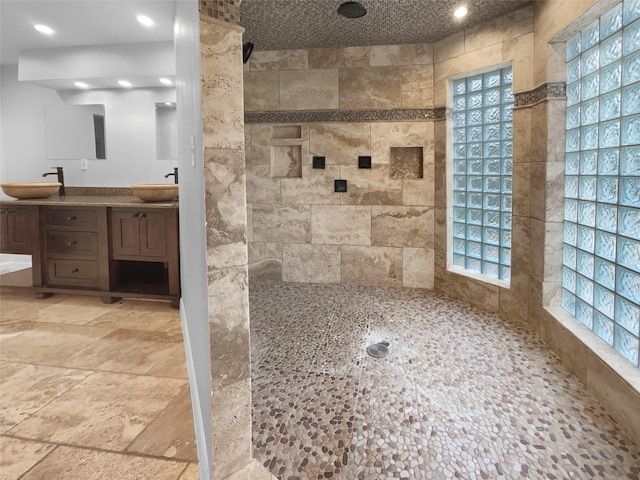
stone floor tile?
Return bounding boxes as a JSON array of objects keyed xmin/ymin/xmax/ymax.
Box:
[
  {"xmin": 18, "ymin": 445, "xmax": 187, "ymax": 480},
  {"xmin": 0, "ymin": 363, "xmax": 91, "ymax": 434},
  {"xmin": 9, "ymin": 371, "xmax": 185, "ymax": 451},
  {"xmin": 0, "ymin": 436, "xmax": 56, "ymax": 480}
]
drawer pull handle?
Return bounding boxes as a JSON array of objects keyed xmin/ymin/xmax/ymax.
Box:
[
  {"xmin": 140, "ymin": 213, "xmax": 147, "ymax": 218},
  {"xmin": 134, "ymin": 212, "xmax": 147, "ymax": 218},
  {"xmin": 66, "ymin": 241, "xmax": 77, "ymax": 246},
  {"xmin": 71, "ymin": 268, "xmax": 79, "ymax": 274},
  {"xmin": 66, "ymin": 216, "xmax": 77, "ymax": 221}
]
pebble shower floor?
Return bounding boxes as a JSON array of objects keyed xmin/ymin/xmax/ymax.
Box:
[{"xmin": 249, "ymin": 280, "xmax": 639, "ymax": 479}]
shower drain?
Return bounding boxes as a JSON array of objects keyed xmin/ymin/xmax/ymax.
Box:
[{"xmin": 367, "ymin": 341, "xmax": 390, "ymax": 358}]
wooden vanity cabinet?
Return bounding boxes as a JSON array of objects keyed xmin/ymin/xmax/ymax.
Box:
[
  {"xmin": 109, "ymin": 207, "xmax": 180, "ymax": 303},
  {"xmin": 0, "ymin": 205, "xmax": 37, "ymax": 254},
  {"xmin": 0, "ymin": 201, "xmax": 182, "ymax": 307},
  {"xmin": 42, "ymin": 206, "xmax": 109, "ymax": 289}
]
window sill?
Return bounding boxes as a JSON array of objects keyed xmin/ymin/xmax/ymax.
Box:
[
  {"xmin": 545, "ymin": 306, "xmax": 640, "ymax": 393},
  {"xmin": 446, "ymin": 265, "xmax": 510, "ymax": 289}
]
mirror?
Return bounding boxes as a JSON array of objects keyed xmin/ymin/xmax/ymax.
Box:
[
  {"xmin": 44, "ymin": 104, "xmax": 106, "ymax": 160},
  {"xmin": 155, "ymin": 103, "xmax": 177, "ymax": 160}
]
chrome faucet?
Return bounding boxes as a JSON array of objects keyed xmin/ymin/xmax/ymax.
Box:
[
  {"xmin": 42, "ymin": 166, "xmax": 65, "ymax": 196},
  {"xmin": 164, "ymin": 167, "xmax": 178, "ymax": 184}
]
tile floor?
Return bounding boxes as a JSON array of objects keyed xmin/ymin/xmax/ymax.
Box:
[
  {"xmin": 3, "ymin": 278, "xmax": 639, "ymax": 480},
  {"xmin": 249, "ymin": 280, "xmax": 640, "ymax": 480},
  {"xmin": 0, "ymin": 284, "xmax": 198, "ymax": 480}
]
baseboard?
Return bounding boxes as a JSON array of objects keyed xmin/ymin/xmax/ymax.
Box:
[{"xmin": 180, "ymin": 298, "xmax": 212, "ymax": 480}]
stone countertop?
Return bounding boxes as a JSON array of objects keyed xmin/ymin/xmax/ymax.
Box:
[{"xmin": 0, "ymin": 195, "xmax": 178, "ymax": 208}]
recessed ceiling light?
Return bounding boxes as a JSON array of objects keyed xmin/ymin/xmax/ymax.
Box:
[
  {"xmin": 136, "ymin": 15, "xmax": 154, "ymax": 26},
  {"xmin": 454, "ymin": 5, "xmax": 468, "ymax": 19},
  {"xmin": 159, "ymin": 78, "xmax": 173, "ymax": 85},
  {"xmin": 164, "ymin": 102, "xmax": 173, "ymax": 106},
  {"xmin": 118, "ymin": 80, "xmax": 132, "ymax": 88},
  {"xmin": 34, "ymin": 24, "xmax": 54, "ymax": 34},
  {"xmin": 74, "ymin": 82, "xmax": 89, "ymax": 89}
]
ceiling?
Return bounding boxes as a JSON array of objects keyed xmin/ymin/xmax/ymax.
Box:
[
  {"xmin": 0, "ymin": 1, "xmax": 176, "ymax": 66},
  {"xmin": 240, "ymin": 0, "xmax": 534, "ymax": 52},
  {"xmin": 0, "ymin": 0, "xmax": 534, "ymax": 67}
]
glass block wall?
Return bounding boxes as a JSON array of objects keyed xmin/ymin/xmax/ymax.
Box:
[
  {"xmin": 451, "ymin": 67, "xmax": 513, "ymax": 282},
  {"xmin": 563, "ymin": 0, "xmax": 640, "ymax": 367}
]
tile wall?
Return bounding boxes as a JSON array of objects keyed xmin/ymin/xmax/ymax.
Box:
[{"xmin": 244, "ymin": 44, "xmax": 437, "ymax": 289}]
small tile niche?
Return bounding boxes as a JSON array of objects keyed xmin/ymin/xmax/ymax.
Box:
[
  {"xmin": 390, "ymin": 147, "xmax": 423, "ymax": 179},
  {"xmin": 272, "ymin": 145, "xmax": 302, "ymax": 178},
  {"xmin": 270, "ymin": 124, "xmax": 303, "ymax": 178}
]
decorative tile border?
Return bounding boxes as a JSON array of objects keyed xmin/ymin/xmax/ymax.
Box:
[
  {"xmin": 200, "ymin": 0, "xmax": 239, "ymax": 24},
  {"xmin": 514, "ymin": 82, "xmax": 566, "ymax": 107},
  {"xmin": 245, "ymin": 84, "xmax": 565, "ymax": 124},
  {"xmin": 245, "ymin": 108, "xmax": 447, "ymax": 124}
]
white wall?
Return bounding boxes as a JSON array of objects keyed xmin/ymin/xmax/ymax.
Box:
[
  {"xmin": 175, "ymin": 2, "xmax": 212, "ymax": 479},
  {"xmin": 1, "ymin": 65, "xmax": 178, "ymax": 188}
]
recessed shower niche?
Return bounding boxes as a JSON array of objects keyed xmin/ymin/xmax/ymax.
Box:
[
  {"xmin": 270, "ymin": 125, "xmax": 304, "ymax": 178},
  {"xmin": 390, "ymin": 147, "xmax": 424, "ymax": 179}
]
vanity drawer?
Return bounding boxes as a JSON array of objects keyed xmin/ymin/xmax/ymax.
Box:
[
  {"xmin": 46, "ymin": 231, "xmax": 98, "ymax": 256},
  {"xmin": 47, "ymin": 259, "xmax": 100, "ymax": 287},
  {"xmin": 45, "ymin": 208, "xmax": 97, "ymax": 228}
]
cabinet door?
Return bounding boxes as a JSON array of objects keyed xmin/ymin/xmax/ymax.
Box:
[
  {"xmin": 111, "ymin": 210, "xmax": 141, "ymax": 257},
  {"xmin": 139, "ymin": 212, "xmax": 167, "ymax": 258},
  {"xmin": 0, "ymin": 207, "xmax": 32, "ymax": 254}
]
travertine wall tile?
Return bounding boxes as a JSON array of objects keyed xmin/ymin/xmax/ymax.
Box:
[
  {"xmin": 370, "ymin": 122, "xmax": 433, "ymax": 165},
  {"xmin": 249, "ymin": 49, "xmax": 308, "ymax": 71},
  {"xmin": 438, "ymin": 271, "xmax": 500, "ymax": 312},
  {"xmin": 339, "ymin": 67, "xmax": 403, "ymax": 110},
  {"xmin": 529, "ymin": 218, "xmax": 545, "ymax": 282},
  {"xmin": 280, "ymin": 69, "xmax": 339, "ymax": 111},
  {"xmin": 282, "ymin": 244, "xmax": 341, "ymax": 283},
  {"xmin": 511, "ymin": 215, "xmax": 531, "ymax": 273},
  {"xmin": 340, "ymin": 165, "xmax": 403, "ymax": 206},
  {"xmin": 342, "ymin": 246, "xmax": 402, "ymax": 287},
  {"xmin": 248, "ymin": 242, "xmax": 282, "ymax": 281},
  {"xmin": 403, "ymin": 247, "xmax": 435, "ymax": 289},
  {"xmin": 204, "ymin": 148, "xmax": 248, "ymax": 269},
  {"xmin": 208, "ymin": 266, "xmax": 251, "ymax": 386},
  {"xmin": 512, "ymin": 163, "xmax": 531, "ymax": 218},
  {"xmin": 402, "ymin": 64, "xmax": 434, "ymax": 108},
  {"xmin": 248, "ymin": 125, "xmax": 272, "ymax": 165},
  {"xmin": 434, "ymin": 43, "xmax": 503, "ymax": 107},
  {"xmin": 308, "ymin": 46, "xmax": 370, "ymax": 69},
  {"xmin": 272, "ymin": 145, "xmax": 302, "ymax": 178},
  {"xmin": 370, "ymin": 43, "xmax": 433, "ymax": 66},
  {"xmin": 529, "ymin": 162, "xmax": 546, "ymax": 223},
  {"xmin": 499, "ymin": 269, "xmax": 530, "ymax": 324},
  {"xmin": 210, "ymin": 378, "xmax": 251, "ymax": 479},
  {"xmin": 434, "ymin": 31, "xmax": 465, "ymax": 63},
  {"xmin": 465, "ymin": 5, "xmax": 534, "ymax": 52},
  {"xmin": 433, "ymin": 206, "xmax": 447, "ymax": 252},
  {"xmin": 544, "ymin": 162, "xmax": 566, "ymax": 223},
  {"xmin": 403, "ymin": 169, "xmax": 434, "ymax": 207},
  {"xmin": 513, "ymin": 108, "xmax": 532, "ymax": 164},
  {"xmin": 201, "ymin": 24, "xmax": 244, "ymax": 150},
  {"xmin": 390, "ymin": 147, "xmax": 424, "ymax": 179},
  {"xmin": 246, "ymin": 165, "xmax": 281, "ymax": 204},
  {"xmin": 281, "ymin": 166, "xmax": 342, "ymax": 205},
  {"xmin": 252, "ymin": 204, "xmax": 310, "ymax": 243},
  {"xmin": 311, "ymin": 205, "xmax": 371, "ymax": 245},
  {"xmin": 371, "ymin": 206, "xmax": 433, "ymax": 248},
  {"xmin": 503, "ymin": 33, "xmax": 535, "ymax": 92},
  {"xmin": 309, "ymin": 123, "xmax": 371, "ymax": 165},
  {"xmin": 243, "ymin": 71, "xmax": 279, "ymax": 112}
]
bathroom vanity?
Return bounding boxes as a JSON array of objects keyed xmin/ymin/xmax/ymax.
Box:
[{"xmin": 0, "ymin": 194, "xmax": 179, "ymax": 307}]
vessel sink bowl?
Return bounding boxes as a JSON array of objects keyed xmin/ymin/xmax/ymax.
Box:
[
  {"xmin": 1, "ymin": 182, "xmax": 61, "ymax": 199},
  {"xmin": 131, "ymin": 183, "xmax": 178, "ymax": 202}
]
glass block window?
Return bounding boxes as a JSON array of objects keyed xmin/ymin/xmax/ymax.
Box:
[
  {"xmin": 451, "ymin": 67, "xmax": 513, "ymax": 282},
  {"xmin": 563, "ymin": 0, "xmax": 640, "ymax": 368}
]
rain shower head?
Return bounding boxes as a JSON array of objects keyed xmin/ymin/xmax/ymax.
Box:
[{"xmin": 337, "ymin": 1, "xmax": 367, "ymax": 19}]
